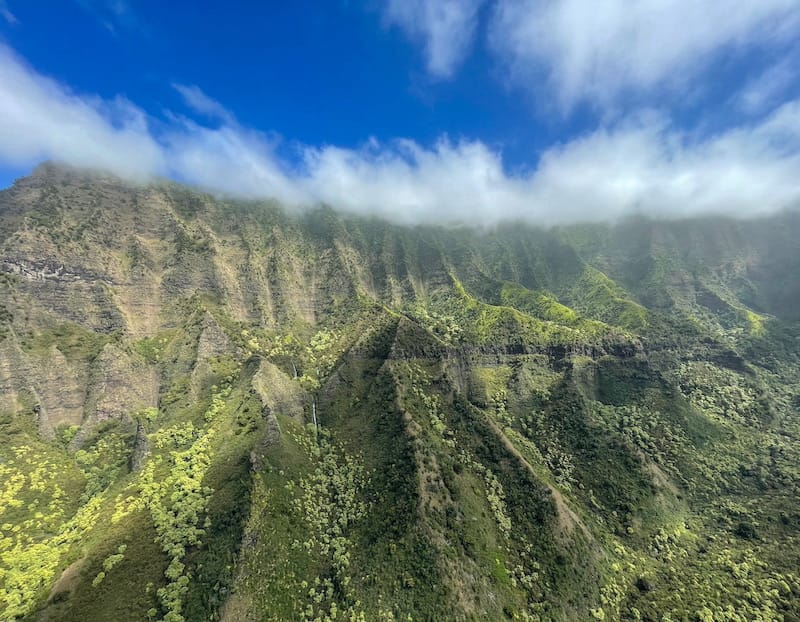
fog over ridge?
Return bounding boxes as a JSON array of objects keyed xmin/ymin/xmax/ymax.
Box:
[{"xmin": 2, "ymin": 44, "xmax": 800, "ymax": 226}]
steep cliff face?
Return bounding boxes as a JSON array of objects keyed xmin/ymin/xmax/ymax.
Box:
[
  {"xmin": 81, "ymin": 344, "xmax": 159, "ymax": 433},
  {"xmin": 1, "ymin": 166, "xmax": 799, "ymax": 622}
]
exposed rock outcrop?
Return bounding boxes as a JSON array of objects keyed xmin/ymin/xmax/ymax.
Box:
[
  {"xmin": 71, "ymin": 344, "xmax": 158, "ymax": 446},
  {"xmin": 251, "ymin": 359, "xmax": 306, "ymax": 422},
  {"xmin": 0, "ymin": 339, "xmax": 86, "ymax": 438},
  {"xmin": 249, "ymin": 359, "xmax": 307, "ymax": 470}
]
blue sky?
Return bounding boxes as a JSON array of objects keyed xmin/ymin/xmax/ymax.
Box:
[{"xmin": 1, "ymin": 0, "xmax": 800, "ymax": 224}]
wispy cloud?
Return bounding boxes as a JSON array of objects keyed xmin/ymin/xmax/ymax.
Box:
[
  {"xmin": 0, "ymin": 0, "xmax": 18, "ymax": 25},
  {"xmin": 2, "ymin": 44, "xmax": 800, "ymax": 225},
  {"xmin": 75, "ymin": 0, "xmax": 145, "ymax": 35},
  {"xmin": 735, "ymin": 55, "xmax": 800, "ymax": 116},
  {"xmin": 383, "ymin": 0, "xmax": 485, "ymax": 79},
  {"xmin": 163, "ymin": 119, "xmax": 307, "ymax": 205},
  {"xmin": 173, "ymin": 84, "xmax": 235, "ymax": 124},
  {"xmin": 489, "ymin": 0, "xmax": 800, "ymax": 113}
]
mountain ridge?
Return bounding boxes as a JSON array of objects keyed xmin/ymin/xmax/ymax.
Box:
[{"xmin": 1, "ymin": 165, "xmax": 799, "ymax": 621}]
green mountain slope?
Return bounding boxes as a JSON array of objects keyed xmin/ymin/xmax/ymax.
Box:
[{"xmin": 1, "ymin": 164, "xmax": 799, "ymax": 621}]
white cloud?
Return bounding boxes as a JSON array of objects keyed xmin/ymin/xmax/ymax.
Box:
[
  {"xmin": 302, "ymin": 138, "xmax": 530, "ymax": 223},
  {"xmin": 1, "ymin": 44, "xmax": 800, "ymax": 225},
  {"xmin": 163, "ymin": 120, "xmax": 307, "ymax": 204},
  {"xmin": 0, "ymin": 45, "xmax": 163, "ymax": 179},
  {"xmin": 384, "ymin": 0, "xmax": 485, "ymax": 78},
  {"xmin": 489, "ymin": 0, "xmax": 800, "ymax": 112},
  {"xmin": 298, "ymin": 104, "xmax": 800, "ymax": 225},
  {"xmin": 527, "ymin": 104, "xmax": 800, "ymax": 223}
]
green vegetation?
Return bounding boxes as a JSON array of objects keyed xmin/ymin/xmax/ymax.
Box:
[
  {"xmin": 18, "ymin": 321, "xmax": 114, "ymax": 363},
  {"xmin": 570, "ymin": 267, "xmax": 649, "ymax": 331},
  {"xmin": 138, "ymin": 424, "xmax": 214, "ymax": 622},
  {"xmin": 1, "ymin": 168, "xmax": 800, "ymax": 620}
]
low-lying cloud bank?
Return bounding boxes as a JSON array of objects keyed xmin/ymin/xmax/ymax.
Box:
[{"xmin": 1, "ymin": 44, "xmax": 800, "ymax": 226}]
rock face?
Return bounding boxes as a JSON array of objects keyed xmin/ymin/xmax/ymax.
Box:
[
  {"xmin": 0, "ymin": 340, "xmax": 87, "ymax": 438},
  {"xmin": 3, "ymin": 256, "xmax": 124, "ymax": 333},
  {"xmin": 251, "ymin": 360, "xmax": 306, "ymax": 422},
  {"xmin": 73, "ymin": 344, "xmax": 158, "ymax": 445},
  {"xmin": 87, "ymin": 344, "xmax": 158, "ymax": 421},
  {"xmin": 196, "ymin": 312, "xmax": 233, "ymax": 362},
  {"xmin": 249, "ymin": 360, "xmax": 307, "ymax": 470},
  {"xmin": 36, "ymin": 346, "xmax": 87, "ymax": 437},
  {"xmin": 190, "ymin": 312, "xmax": 236, "ymax": 394},
  {"xmin": 129, "ymin": 419, "xmax": 149, "ymax": 472},
  {"xmin": 0, "ymin": 339, "xmax": 37, "ymax": 417}
]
